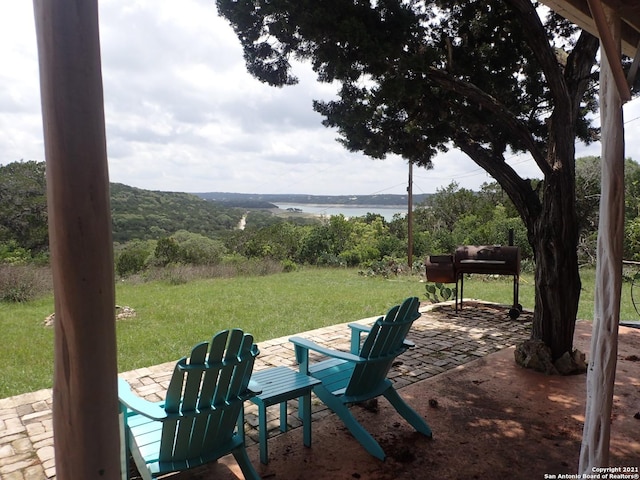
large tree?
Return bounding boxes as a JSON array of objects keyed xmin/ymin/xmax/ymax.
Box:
[
  {"xmin": 0, "ymin": 160, "xmax": 48, "ymax": 253},
  {"xmin": 217, "ymin": 0, "xmax": 600, "ymax": 363}
]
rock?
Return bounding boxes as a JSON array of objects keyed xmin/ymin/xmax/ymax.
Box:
[
  {"xmin": 553, "ymin": 352, "xmax": 575, "ymax": 375},
  {"xmin": 43, "ymin": 313, "xmax": 55, "ymax": 327},
  {"xmin": 358, "ymin": 398, "xmax": 379, "ymax": 413},
  {"xmin": 115, "ymin": 305, "xmax": 136, "ymax": 319},
  {"xmin": 44, "ymin": 305, "xmax": 136, "ymax": 327},
  {"xmin": 514, "ymin": 339, "xmax": 558, "ymax": 375},
  {"xmin": 553, "ymin": 349, "xmax": 587, "ymax": 375},
  {"xmin": 515, "ymin": 340, "xmax": 587, "ymax": 375}
]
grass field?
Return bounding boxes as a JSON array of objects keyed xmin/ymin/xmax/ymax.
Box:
[{"xmin": 1, "ymin": 266, "xmax": 638, "ymax": 398}]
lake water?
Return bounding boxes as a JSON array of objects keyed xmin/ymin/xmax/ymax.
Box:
[{"xmin": 274, "ymin": 203, "xmax": 407, "ymax": 222}]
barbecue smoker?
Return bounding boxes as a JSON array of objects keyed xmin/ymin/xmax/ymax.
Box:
[{"xmin": 425, "ymin": 245, "xmax": 522, "ymax": 319}]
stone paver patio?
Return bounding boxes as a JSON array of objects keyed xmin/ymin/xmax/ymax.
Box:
[{"xmin": 0, "ymin": 301, "xmax": 532, "ymax": 479}]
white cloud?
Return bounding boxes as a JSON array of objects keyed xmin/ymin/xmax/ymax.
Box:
[{"xmin": 1, "ymin": 0, "xmax": 639, "ymax": 196}]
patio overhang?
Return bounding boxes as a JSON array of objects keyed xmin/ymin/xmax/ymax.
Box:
[{"xmin": 539, "ymin": 0, "xmax": 639, "ymax": 57}]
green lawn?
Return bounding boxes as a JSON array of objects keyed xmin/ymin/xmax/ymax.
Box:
[
  {"xmin": 1, "ymin": 266, "xmax": 637, "ymax": 398},
  {"xmin": 460, "ymin": 268, "xmax": 640, "ymax": 321}
]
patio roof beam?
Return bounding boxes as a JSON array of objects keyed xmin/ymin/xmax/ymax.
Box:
[
  {"xmin": 626, "ymin": 39, "xmax": 640, "ymax": 87},
  {"xmin": 538, "ymin": 0, "xmax": 639, "ymax": 58},
  {"xmin": 586, "ymin": 0, "xmax": 632, "ymax": 102}
]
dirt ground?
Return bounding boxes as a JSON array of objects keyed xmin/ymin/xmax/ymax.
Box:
[{"xmin": 176, "ymin": 321, "xmax": 640, "ymax": 480}]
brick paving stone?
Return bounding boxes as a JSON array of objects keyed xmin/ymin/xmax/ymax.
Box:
[
  {"xmin": 3, "ymin": 471, "xmax": 25, "ymax": 480},
  {"xmin": 11, "ymin": 438, "xmax": 32, "ymax": 455},
  {"xmin": 24, "ymin": 465, "xmax": 46, "ymax": 480},
  {"xmin": 0, "ymin": 443, "xmax": 14, "ymax": 459}
]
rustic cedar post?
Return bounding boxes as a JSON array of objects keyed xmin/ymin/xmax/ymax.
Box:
[
  {"xmin": 33, "ymin": 1, "xmax": 121, "ymax": 478},
  {"xmin": 579, "ymin": 2, "xmax": 626, "ymax": 472},
  {"xmin": 407, "ymin": 162, "xmax": 413, "ymax": 268}
]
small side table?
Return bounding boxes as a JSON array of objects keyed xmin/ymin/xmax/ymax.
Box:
[{"xmin": 249, "ymin": 366, "xmax": 321, "ymax": 464}]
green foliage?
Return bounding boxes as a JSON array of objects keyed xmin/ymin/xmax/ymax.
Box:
[
  {"xmin": 411, "ymin": 181, "xmax": 531, "ymax": 259},
  {"xmin": 625, "ymin": 218, "xmax": 640, "ymax": 262},
  {"xmin": 0, "ymin": 163, "xmax": 249, "ymax": 260},
  {"xmin": 115, "ymin": 240, "xmax": 155, "ymax": 277},
  {"xmin": 0, "ymin": 241, "xmax": 35, "ymax": 265},
  {"xmin": 426, "ymin": 183, "xmax": 480, "ymax": 231},
  {"xmin": 171, "ymin": 230, "xmax": 226, "ymax": 265},
  {"xmin": 146, "ymin": 233, "xmax": 211, "ymax": 267},
  {"xmin": 153, "ymin": 237, "xmax": 181, "ymax": 266},
  {"xmin": 575, "ymin": 157, "xmax": 640, "ymax": 264},
  {"xmin": 425, "ymin": 282, "xmax": 456, "ymax": 304},
  {"xmin": 110, "ymin": 183, "xmax": 244, "ymax": 242},
  {"xmin": 242, "ymin": 221, "xmax": 304, "ymax": 261},
  {"xmin": 359, "ymin": 256, "xmax": 405, "ymax": 278},
  {"xmin": 0, "ymin": 161, "xmax": 48, "ymax": 254},
  {"xmin": 298, "ymin": 215, "xmax": 352, "ymax": 265},
  {"xmin": 281, "ymin": 259, "xmax": 297, "ymax": 272}
]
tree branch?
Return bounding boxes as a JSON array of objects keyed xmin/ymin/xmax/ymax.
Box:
[
  {"xmin": 505, "ymin": 0, "xmax": 571, "ymax": 112},
  {"xmin": 564, "ymin": 31, "xmax": 600, "ymax": 118},
  {"xmin": 453, "ymin": 131, "xmax": 542, "ymax": 236},
  {"xmin": 427, "ymin": 67, "xmax": 552, "ymax": 177}
]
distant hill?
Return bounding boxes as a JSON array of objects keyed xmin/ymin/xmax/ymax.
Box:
[
  {"xmin": 1, "ymin": 159, "xmax": 433, "ymax": 251},
  {"xmin": 194, "ymin": 192, "xmax": 431, "ymax": 206},
  {"xmin": 110, "ymin": 183, "xmax": 245, "ymax": 242}
]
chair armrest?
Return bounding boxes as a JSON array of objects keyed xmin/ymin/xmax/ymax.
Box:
[
  {"xmin": 347, "ymin": 321, "xmax": 415, "ymax": 351},
  {"xmin": 247, "ymin": 379, "xmax": 262, "ymax": 395},
  {"xmin": 118, "ymin": 378, "xmax": 167, "ymax": 421},
  {"xmin": 290, "ymin": 336, "xmax": 365, "ymax": 374},
  {"xmin": 348, "ymin": 322, "xmax": 372, "ymax": 354}
]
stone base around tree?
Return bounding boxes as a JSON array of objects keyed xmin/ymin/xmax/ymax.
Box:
[{"xmin": 514, "ymin": 339, "xmax": 587, "ymax": 375}]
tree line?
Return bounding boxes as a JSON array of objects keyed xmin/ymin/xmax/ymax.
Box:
[{"xmin": 3, "ymin": 157, "xmax": 639, "ymax": 278}]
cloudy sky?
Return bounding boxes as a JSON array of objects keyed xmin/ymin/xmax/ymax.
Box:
[{"xmin": 1, "ymin": 1, "xmax": 639, "ymax": 196}]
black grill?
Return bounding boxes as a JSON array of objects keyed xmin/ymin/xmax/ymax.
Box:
[{"xmin": 426, "ymin": 245, "xmax": 522, "ymax": 319}]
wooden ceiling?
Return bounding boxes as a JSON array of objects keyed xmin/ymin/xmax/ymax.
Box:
[{"xmin": 540, "ymin": 0, "xmax": 640, "ymax": 58}]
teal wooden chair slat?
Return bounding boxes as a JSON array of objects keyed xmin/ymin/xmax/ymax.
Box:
[
  {"xmin": 290, "ymin": 297, "xmax": 432, "ymax": 460},
  {"xmin": 119, "ymin": 329, "xmax": 261, "ymax": 480}
]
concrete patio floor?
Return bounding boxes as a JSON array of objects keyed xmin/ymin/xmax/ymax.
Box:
[{"xmin": 3, "ymin": 300, "xmax": 602, "ymax": 480}]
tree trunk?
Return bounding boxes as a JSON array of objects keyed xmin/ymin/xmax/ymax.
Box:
[
  {"xmin": 531, "ymin": 187, "xmax": 582, "ymax": 360},
  {"xmin": 530, "ymin": 120, "xmax": 582, "ymax": 361}
]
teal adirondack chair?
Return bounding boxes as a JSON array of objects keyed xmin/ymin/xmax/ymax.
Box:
[
  {"xmin": 118, "ymin": 329, "xmax": 261, "ymax": 480},
  {"xmin": 289, "ymin": 296, "xmax": 432, "ymax": 460}
]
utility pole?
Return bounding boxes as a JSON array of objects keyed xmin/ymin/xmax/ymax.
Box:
[{"xmin": 407, "ymin": 162, "xmax": 414, "ymax": 269}]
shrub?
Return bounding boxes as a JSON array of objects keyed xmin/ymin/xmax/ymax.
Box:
[
  {"xmin": 281, "ymin": 259, "xmax": 297, "ymax": 272},
  {"xmin": 0, "ymin": 264, "xmax": 52, "ymax": 302},
  {"xmin": 0, "ymin": 241, "xmax": 33, "ymax": 264},
  {"xmin": 359, "ymin": 257, "xmax": 404, "ymax": 278},
  {"xmin": 153, "ymin": 237, "xmax": 181, "ymax": 266},
  {"xmin": 171, "ymin": 230, "xmax": 226, "ymax": 265},
  {"xmin": 115, "ymin": 240, "xmax": 154, "ymax": 277}
]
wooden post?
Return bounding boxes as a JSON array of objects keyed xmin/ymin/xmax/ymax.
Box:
[
  {"xmin": 578, "ymin": 4, "xmax": 624, "ymax": 473},
  {"xmin": 407, "ymin": 162, "xmax": 413, "ymax": 269},
  {"xmin": 33, "ymin": 1, "xmax": 121, "ymax": 478}
]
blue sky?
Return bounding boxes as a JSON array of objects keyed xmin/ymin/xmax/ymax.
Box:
[{"xmin": 1, "ymin": 0, "xmax": 638, "ymax": 196}]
